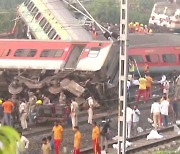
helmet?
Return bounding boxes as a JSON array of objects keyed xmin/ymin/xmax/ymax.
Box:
[
  {"xmin": 36, "ymin": 100, "xmax": 43, "ymax": 105},
  {"xmin": 0, "ymin": 99, "xmax": 3, "ymax": 104}
]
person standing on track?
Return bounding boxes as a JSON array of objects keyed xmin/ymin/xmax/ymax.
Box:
[
  {"xmin": 132, "ymin": 105, "xmax": 140, "ymax": 136},
  {"xmin": 163, "ymin": 80, "xmax": 170, "ymax": 97},
  {"xmin": 175, "ymin": 75, "xmax": 180, "ymax": 99},
  {"xmin": 27, "ymin": 92, "xmax": 37, "ymax": 125},
  {"xmin": 2, "ymin": 98, "xmax": 14, "ymax": 126},
  {"xmin": 71, "ymin": 98, "xmax": 79, "ymax": 129},
  {"xmin": 171, "ymin": 97, "xmax": 178, "ymax": 124},
  {"xmin": 136, "ymin": 76, "xmax": 147, "ymax": 103},
  {"xmin": 160, "ymin": 96, "xmax": 170, "ymax": 127},
  {"xmin": 100, "ymin": 117, "xmax": 110, "ymax": 152},
  {"xmin": 126, "ymin": 104, "xmax": 133, "ymax": 138},
  {"xmin": 42, "ymin": 137, "xmax": 51, "ymax": 154},
  {"xmin": 151, "ymin": 99, "xmax": 161, "ymax": 130},
  {"xmin": 19, "ymin": 99, "xmax": 28, "ymax": 130},
  {"xmin": 11, "ymin": 95, "xmax": 20, "ymax": 127},
  {"xmin": 52, "ymin": 121, "xmax": 63, "ymax": 154},
  {"xmin": 17, "ymin": 131, "xmax": 30, "ymax": 154},
  {"xmin": 87, "ymin": 96, "xmax": 94, "ymax": 124},
  {"xmin": 145, "ymin": 74, "xmax": 153, "ymax": 99},
  {"xmin": 73, "ymin": 126, "xmax": 82, "ymax": 154},
  {"xmin": 92, "ymin": 122, "xmax": 101, "ymax": 154},
  {"xmin": 47, "ymin": 136, "xmax": 55, "ymax": 154}
]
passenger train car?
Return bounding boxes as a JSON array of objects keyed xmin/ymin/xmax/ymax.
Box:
[
  {"xmin": 16, "ymin": 0, "xmax": 92, "ymax": 40},
  {"xmin": 0, "ymin": 33, "xmax": 179, "ymax": 99},
  {"xmin": 149, "ymin": 1, "xmax": 180, "ymax": 31}
]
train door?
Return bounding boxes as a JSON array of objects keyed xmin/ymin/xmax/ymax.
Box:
[{"xmin": 64, "ymin": 45, "xmax": 85, "ymax": 69}]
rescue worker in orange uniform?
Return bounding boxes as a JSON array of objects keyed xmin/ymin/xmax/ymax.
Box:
[
  {"xmin": 144, "ymin": 63, "xmax": 149, "ymax": 74},
  {"xmin": 146, "ymin": 74, "xmax": 153, "ymax": 99},
  {"xmin": 135, "ymin": 22, "xmax": 140, "ymax": 32},
  {"xmin": 139, "ymin": 24, "xmax": 144, "ymax": 33},
  {"xmin": 92, "ymin": 27, "xmax": 98, "ymax": 39},
  {"xmin": 52, "ymin": 121, "xmax": 64, "ymax": 154},
  {"xmin": 92, "ymin": 122, "xmax": 101, "ymax": 154},
  {"xmin": 73, "ymin": 126, "xmax": 82, "ymax": 154}
]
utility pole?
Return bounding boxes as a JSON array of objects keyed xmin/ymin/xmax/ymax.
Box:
[{"xmin": 117, "ymin": 0, "xmax": 128, "ymax": 153}]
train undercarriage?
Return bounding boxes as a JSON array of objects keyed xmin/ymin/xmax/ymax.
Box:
[{"xmin": 1, "ymin": 68, "xmax": 117, "ymax": 104}]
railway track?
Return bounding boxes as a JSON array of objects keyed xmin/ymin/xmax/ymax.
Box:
[
  {"xmin": 81, "ymin": 124, "xmax": 180, "ymax": 154},
  {"xmin": 23, "ymin": 90, "xmax": 172, "ymax": 139}
]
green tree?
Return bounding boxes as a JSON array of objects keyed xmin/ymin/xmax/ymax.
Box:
[
  {"xmin": 86, "ymin": 0, "xmax": 162, "ymax": 25},
  {"xmin": 0, "ymin": 126, "xmax": 20, "ymax": 154},
  {"xmin": 0, "ymin": 0, "xmax": 23, "ymax": 33},
  {"xmin": 87, "ymin": 0, "xmax": 120, "ymax": 24}
]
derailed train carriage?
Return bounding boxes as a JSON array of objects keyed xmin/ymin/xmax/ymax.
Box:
[{"xmin": 0, "ymin": 33, "xmax": 180, "ymax": 119}]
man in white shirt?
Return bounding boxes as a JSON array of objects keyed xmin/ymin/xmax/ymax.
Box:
[
  {"xmin": 126, "ymin": 105, "xmax": 133, "ymax": 138},
  {"xmin": 151, "ymin": 98, "xmax": 161, "ymax": 129},
  {"xmin": 160, "ymin": 96, "xmax": 170, "ymax": 127},
  {"xmin": 87, "ymin": 96, "xmax": 94, "ymax": 124},
  {"xmin": 163, "ymin": 80, "xmax": 170, "ymax": 97},
  {"xmin": 70, "ymin": 98, "xmax": 79, "ymax": 129},
  {"xmin": 19, "ymin": 100, "xmax": 28, "ymax": 130},
  {"xmin": 17, "ymin": 131, "xmax": 29, "ymax": 154},
  {"xmin": 132, "ymin": 105, "xmax": 140, "ymax": 135}
]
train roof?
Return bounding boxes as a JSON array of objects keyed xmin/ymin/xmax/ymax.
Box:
[
  {"xmin": 44, "ymin": 0, "xmax": 93, "ymax": 41},
  {"xmin": 128, "ymin": 33, "xmax": 180, "ymax": 48}
]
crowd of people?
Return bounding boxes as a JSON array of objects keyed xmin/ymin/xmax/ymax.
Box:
[
  {"xmin": 126, "ymin": 59, "xmax": 179, "ymax": 140},
  {"xmin": 86, "ymin": 21, "xmax": 153, "ymax": 40},
  {"xmin": 0, "ymin": 58, "xmax": 179, "ymax": 153},
  {"xmin": 0, "ymin": 89, "xmax": 105, "ymax": 154}
]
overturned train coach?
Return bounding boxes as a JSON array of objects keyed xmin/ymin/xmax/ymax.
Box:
[{"xmin": 0, "ymin": 33, "xmax": 180, "ymax": 102}]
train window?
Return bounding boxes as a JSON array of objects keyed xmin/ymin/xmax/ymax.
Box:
[
  {"xmin": 48, "ymin": 29, "xmax": 56, "ymax": 39},
  {"xmin": 54, "ymin": 50, "xmax": 64, "ymax": 57},
  {"xmin": 14, "ymin": 49, "xmax": 37, "ymax": 57},
  {"xmin": 35, "ymin": 12, "xmax": 42, "ymax": 20},
  {"xmin": 31, "ymin": 7, "xmax": 38, "ymax": 17},
  {"xmin": 44, "ymin": 23, "xmax": 52, "ymax": 33},
  {"xmin": 24, "ymin": 0, "xmax": 30, "ymax": 6},
  {"xmin": 146, "ymin": 54, "xmax": 160, "ymax": 63},
  {"xmin": 54, "ymin": 35, "xmax": 61, "ymax": 40},
  {"xmin": 27, "ymin": 2, "xmax": 34, "ymax": 12},
  {"xmin": 129, "ymin": 55, "xmax": 144, "ymax": 63},
  {"xmin": 39, "ymin": 17, "xmax": 47, "ymax": 28},
  {"xmin": 88, "ymin": 47, "xmax": 100, "ymax": 58},
  {"xmin": 162, "ymin": 54, "xmax": 176, "ymax": 63},
  {"xmin": 154, "ymin": 6, "xmax": 165, "ymax": 14},
  {"xmin": 40, "ymin": 49, "xmax": 64, "ymax": 58}
]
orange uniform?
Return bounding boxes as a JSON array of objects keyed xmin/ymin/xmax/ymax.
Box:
[
  {"xmin": 2, "ymin": 101, "xmax": 14, "ymax": 113},
  {"xmin": 53, "ymin": 125, "xmax": 63, "ymax": 154},
  {"xmin": 53, "ymin": 125, "xmax": 63, "ymax": 140},
  {"xmin": 74, "ymin": 131, "xmax": 82, "ymax": 154},
  {"xmin": 92, "ymin": 126, "xmax": 100, "ymax": 140},
  {"xmin": 92, "ymin": 126, "xmax": 101, "ymax": 154},
  {"xmin": 144, "ymin": 64, "xmax": 149, "ymax": 73},
  {"xmin": 146, "ymin": 76, "xmax": 153, "ymax": 99}
]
